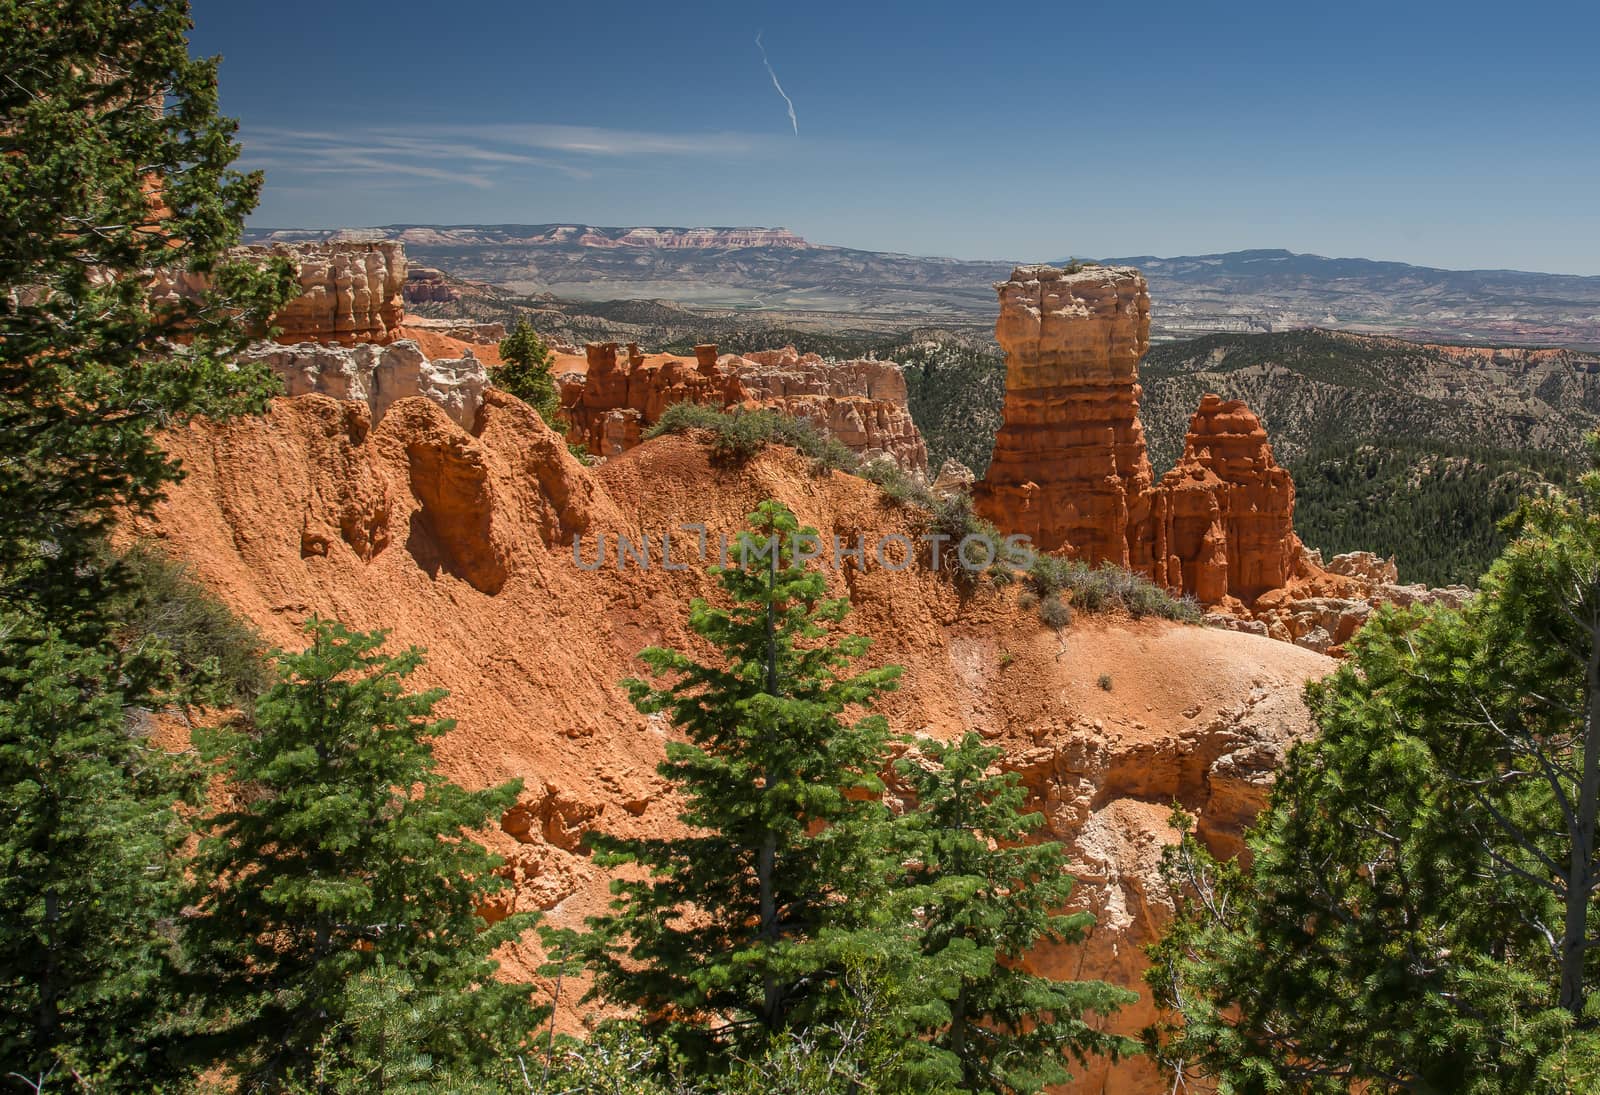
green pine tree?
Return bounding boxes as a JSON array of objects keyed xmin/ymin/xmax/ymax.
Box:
[
  {"xmin": 1, "ymin": 0, "xmax": 293, "ymax": 624},
  {"xmin": 555, "ymin": 501, "xmax": 917, "ymax": 1076},
  {"xmin": 290, "ymin": 958, "xmax": 513, "ymax": 1095},
  {"xmin": 896, "ymin": 733, "xmax": 1137, "ymax": 1092},
  {"xmin": 1145, "ymin": 435, "xmax": 1600, "ymax": 1092},
  {"xmin": 186, "ymin": 619, "xmax": 543, "ymax": 1091},
  {"xmin": 493, "ymin": 317, "xmax": 563, "ymax": 427},
  {"xmin": 0, "ymin": 4, "xmax": 293, "ymax": 1088},
  {"xmin": 0, "ymin": 614, "xmax": 202, "ymax": 1091}
]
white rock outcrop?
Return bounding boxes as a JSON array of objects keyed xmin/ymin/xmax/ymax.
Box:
[{"xmin": 244, "ymin": 339, "xmax": 486, "ymax": 430}]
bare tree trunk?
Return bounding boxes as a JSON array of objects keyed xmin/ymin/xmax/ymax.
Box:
[
  {"xmin": 38, "ymin": 888, "xmax": 58, "ymax": 1040},
  {"xmin": 759, "ymin": 831, "xmax": 780, "ymax": 1029},
  {"xmin": 1559, "ymin": 622, "xmax": 1600, "ymax": 1016}
]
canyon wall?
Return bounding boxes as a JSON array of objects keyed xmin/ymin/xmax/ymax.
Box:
[
  {"xmin": 558, "ymin": 342, "xmax": 928, "ymax": 474},
  {"xmin": 976, "ymin": 264, "xmax": 1304, "ymax": 608}
]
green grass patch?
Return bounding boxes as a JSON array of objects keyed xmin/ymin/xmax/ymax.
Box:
[{"xmin": 111, "ymin": 541, "xmax": 272, "ymax": 706}]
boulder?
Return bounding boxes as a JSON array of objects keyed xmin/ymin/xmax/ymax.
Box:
[{"xmin": 931, "ymin": 458, "xmax": 977, "ymax": 499}]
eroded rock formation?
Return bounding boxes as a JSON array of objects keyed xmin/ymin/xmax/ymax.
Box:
[
  {"xmin": 729, "ymin": 348, "xmax": 928, "ymax": 473},
  {"xmin": 143, "ymin": 380, "xmax": 1332, "ymax": 1093},
  {"xmin": 404, "ymin": 264, "xmax": 460, "ymax": 304},
  {"xmin": 243, "ymin": 339, "xmax": 486, "ymax": 431},
  {"xmin": 1215, "ymin": 548, "xmax": 1473, "ymax": 654},
  {"xmin": 1152, "ymin": 395, "xmax": 1301, "ymax": 605},
  {"xmin": 975, "ymin": 265, "xmax": 1157, "ymax": 568},
  {"xmin": 557, "ymin": 342, "xmax": 928, "ymax": 473},
  {"xmin": 266, "ymin": 241, "xmax": 406, "ymax": 345},
  {"xmin": 561, "ymin": 341, "xmax": 746, "ymax": 457},
  {"xmin": 976, "ymin": 264, "xmax": 1305, "ymax": 607},
  {"xmin": 152, "ymin": 240, "xmax": 408, "ymax": 345}
]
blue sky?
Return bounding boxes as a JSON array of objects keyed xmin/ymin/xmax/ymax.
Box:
[{"xmin": 191, "ymin": 0, "xmax": 1600, "ymax": 274}]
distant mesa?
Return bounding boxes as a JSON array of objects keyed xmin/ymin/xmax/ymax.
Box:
[
  {"xmin": 249, "ymin": 224, "xmax": 818, "ymax": 252},
  {"xmin": 241, "ymin": 225, "xmax": 1600, "ymax": 345}
]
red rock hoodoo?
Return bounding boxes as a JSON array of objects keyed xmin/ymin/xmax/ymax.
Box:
[
  {"xmin": 266, "ymin": 241, "xmax": 407, "ymax": 345},
  {"xmin": 1153, "ymin": 395, "xmax": 1301, "ymax": 605},
  {"xmin": 558, "ymin": 342, "xmax": 928, "ymax": 475},
  {"xmin": 974, "ymin": 265, "xmax": 1157, "ymax": 568},
  {"xmin": 152, "ymin": 240, "xmax": 408, "ymax": 346},
  {"xmin": 976, "ymin": 264, "xmax": 1302, "ymax": 606}
]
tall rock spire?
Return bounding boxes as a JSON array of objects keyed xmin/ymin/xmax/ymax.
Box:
[
  {"xmin": 976, "ymin": 262, "xmax": 1304, "ymax": 607},
  {"xmin": 975, "ymin": 264, "xmax": 1156, "ymax": 566}
]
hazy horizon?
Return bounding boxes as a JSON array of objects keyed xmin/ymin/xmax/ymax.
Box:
[{"xmin": 243, "ymin": 224, "xmax": 1600, "ymax": 280}]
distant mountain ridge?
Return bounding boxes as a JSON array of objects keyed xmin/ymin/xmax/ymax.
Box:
[
  {"xmin": 244, "ymin": 225, "xmax": 1600, "ymax": 346},
  {"xmin": 251, "ymin": 224, "xmax": 816, "ymax": 251}
]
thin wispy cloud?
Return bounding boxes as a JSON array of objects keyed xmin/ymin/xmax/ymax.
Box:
[
  {"xmin": 457, "ymin": 123, "xmax": 758, "ymax": 158},
  {"xmin": 238, "ymin": 124, "xmax": 765, "ymax": 191},
  {"xmin": 755, "ymin": 31, "xmax": 799, "ymax": 136}
]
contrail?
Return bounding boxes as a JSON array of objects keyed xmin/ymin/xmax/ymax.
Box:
[{"xmin": 755, "ymin": 31, "xmax": 798, "ymax": 136}]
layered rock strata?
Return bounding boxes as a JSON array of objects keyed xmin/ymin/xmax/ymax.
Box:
[
  {"xmin": 558, "ymin": 342, "xmax": 928, "ymax": 473},
  {"xmin": 976, "ymin": 264, "xmax": 1302, "ymax": 606},
  {"xmin": 975, "ymin": 265, "xmax": 1157, "ymax": 568},
  {"xmin": 152, "ymin": 240, "xmax": 408, "ymax": 345}
]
